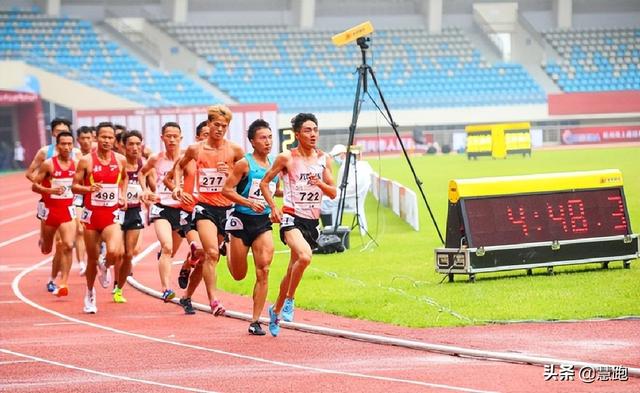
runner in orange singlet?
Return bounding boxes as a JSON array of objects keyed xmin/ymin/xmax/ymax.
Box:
[{"xmin": 174, "ymin": 105, "xmax": 244, "ymax": 316}]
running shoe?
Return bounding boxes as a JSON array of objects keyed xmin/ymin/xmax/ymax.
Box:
[
  {"xmin": 268, "ymin": 305, "xmax": 280, "ymax": 337},
  {"xmin": 98, "ymin": 260, "xmax": 111, "ymax": 288},
  {"xmin": 188, "ymin": 242, "xmax": 203, "ymax": 266},
  {"xmin": 161, "ymin": 289, "xmax": 176, "ymax": 303},
  {"xmin": 248, "ymin": 321, "xmax": 266, "ymax": 336},
  {"xmin": 210, "ymin": 300, "xmax": 226, "ymax": 317},
  {"xmin": 113, "ymin": 288, "xmax": 127, "ymax": 303},
  {"xmin": 112, "ymin": 281, "xmax": 118, "ymax": 294},
  {"xmin": 178, "ymin": 268, "xmax": 190, "ymax": 289},
  {"xmin": 281, "ymin": 298, "xmax": 295, "ymax": 322},
  {"xmin": 78, "ymin": 261, "xmax": 87, "ymax": 276},
  {"xmin": 83, "ymin": 288, "xmax": 97, "ymax": 314},
  {"xmin": 179, "ymin": 297, "xmax": 196, "ymax": 315},
  {"xmin": 53, "ymin": 286, "xmax": 68, "ymax": 297},
  {"xmin": 46, "ymin": 280, "xmax": 56, "ymax": 293}
]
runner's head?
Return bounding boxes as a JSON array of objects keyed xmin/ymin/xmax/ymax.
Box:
[
  {"xmin": 291, "ymin": 113, "xmax": 318, "ymax": 149},
  {"xmin": 76, "ymin": 126, "xmax": 93, "ymax": 153},
  {"xmin": 123, "ymin": 130, "xmax": 143, "ymax": 160},
  {"xmin": 55, "ymin": 131, "xmax": 74, "ymax": 158},
  {"xmin": 207, "ymin": 105, "xmax": 232, "ymax": 141},
  {"xmin": 247, "ymin": 119, "xmax": 272, "ymax": 156},
  {"xmin": 161, "ymin": 122, "xmax": 182, "ymax": 152},
  {"xmin": 95, "ymin": 122, "xmax": 116, "ymax": 153},
  {"xmin": 114, "ymin": 124, "xmax": 127, "ymax": 154},
  {"xmin": 196, "ymin": 120, "xmax": 210, "ymax": 141},
  {"xmin": 50, "ymin": 117, "xmax": 72, "ymax": 138}
]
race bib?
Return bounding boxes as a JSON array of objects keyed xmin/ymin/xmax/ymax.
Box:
[
  {"xmin": 67, "ymin": 205, "xmax": 77, "ymax": 219},
  {"xmin": 36, "ymin": 201, "xmax": 47, "ymax": 220},
  {"xmin": 80, "ymin": 208, "xmax": 92, "ymax": 223},
  {"xmin": 292, "ymin": 181, "xmax": 321, "ymax": 210},
  {"xmin": 114, "ymin": 210, "xmax": 125, "ymax": 225},
  {"xmin": 247, "ymin": 179, "xmax": 276, "ymax": 203},
  {"xmin": 179, "ymin": 210, "xmax": 189, "ymax": 226},
  {"xmin": 51, "ymin": 178, "xmax": 73, "ymax": 200},
  {"xmin": 91, "ymin": 184, "xmax": 119, "ymax": 207},
  {"xmin": 127, "ymin": 183, "xmax": 142, "ymax": 204},
  {"xmin": 72, "ymin": 194, "xmax": 84, "ymax": 207},
  {"xmin": 225, "ymin": 215, "xmax": 244, "ymax": 231},
  {"xmin": 149, "ymin": 204, "xmax": 164, "ymax": 219},
  {"xmin": 198, "ymin": 168, "xmax": 227, "ymax": 193},
  {"xmin": 281, "ymin": 213, "xmax": 295, "ymax": 228}
]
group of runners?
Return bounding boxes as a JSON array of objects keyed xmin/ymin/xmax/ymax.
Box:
[{"xmin": 26, "ymin": 107, "xmax": 337, "ymax": 337}]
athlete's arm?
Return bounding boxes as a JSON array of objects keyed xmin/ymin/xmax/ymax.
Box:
[
  {"xmin": 139, "ymin": 154, "xmax": 158, "ymax": 204},
  {"xmin": 222, "ymin": 158, "xmax": 264, "ymax": 213},
  {"xmin": 117, "ymin": 154, "xmax": 128, "ymax": 210},
  {"xmin": 71, "ymin": 156, "xmax": 100, "ymax": 194},
  {"xmin": 31, "ymin": 160, "xmax": 57, "ymax": 195},
  {"xmin": 25, "ymin": 147, "xmax": 46, "ymax": 183},
  {"xmin": 173, "ymin": 144, "xmax": 197, "ymax": 198},
  {"xmin": 311, "ymin": 155, "xmax": 337, "ymax": 199},
  {"xmin": 273, "ymin": 177, "xmax": 283, "ymax": 198},
  {"xmin": 260, "ymin": 151, "xmax": 290, "ymax": 222}
]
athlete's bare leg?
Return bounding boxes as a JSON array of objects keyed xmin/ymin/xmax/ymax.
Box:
[
  {"xmin": 227, "ymin": 235, "xmax": 249, "ymax": 281},
  {"xmin": 56, "ymin": 219, "xmax": 77, "ymax": 289},
  {"xmin": 84, "ymin": 229, "xmax": 102, "ymax": 291},
  {"xmin": 273, "ymin": 229, "xmax": 312, "ymax": 315},
  {"xmin": 101, "ymin": 223, "xmax": 124, "ymax": 271},
  {"xmin": 154, "ymin": 219, "xmax": 176, "ymax": 292},
  {"xmin": 120, "ymin": 229, "xmax": 140, "ymax": 290},
  {"xmin": 196, "ymin": 219, "xmax": 221, "ymax": 304},
  {"xmin": 249, "ymin": 232, "xmax": 273, "ymax": 322}
]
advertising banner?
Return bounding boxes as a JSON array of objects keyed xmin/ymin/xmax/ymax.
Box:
[
  {"xmin": 560, "ymin": 125, "xmax": 640, "ymax": 145},
  {"xmin": 370, "ymin": 171, "xmax": 419, "ymax": 231}
]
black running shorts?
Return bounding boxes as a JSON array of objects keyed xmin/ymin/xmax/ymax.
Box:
[{"xmin": 226, "ymin": 211, "xmax": 273, "ymax": 247}]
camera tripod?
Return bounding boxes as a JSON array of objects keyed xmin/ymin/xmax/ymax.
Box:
[{"xmin": 333, "ymin": 36, "xmax": 445, "ymax": 245}]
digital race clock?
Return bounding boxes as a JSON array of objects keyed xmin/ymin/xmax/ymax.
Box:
[{"xmin": 435, "ymin": 169, "xmax": 638, "ymax": 282}]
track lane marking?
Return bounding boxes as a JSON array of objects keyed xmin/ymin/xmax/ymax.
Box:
[
  {"xmin": 0, "ymin": 230, "xmax": 39, "ymax": 249},
  {"xmin": 0, "ymin": 348, "xmax": 219, "ymax": 393},
  {"xmin": 0, "ymin": 212, "xmax": 34, "ymax": 226},
  {"xmin": 13, "ymin": 256, "xmax": 495, "ymax": 393}
]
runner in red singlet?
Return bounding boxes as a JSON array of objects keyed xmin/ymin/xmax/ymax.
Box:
[
  {"xmin": 31, "ymin": 131, "xmax": 78, "ymax": 297},
  {"xmin": 72, "ymin": 122, "xmax": 128, "ymax": 314}
]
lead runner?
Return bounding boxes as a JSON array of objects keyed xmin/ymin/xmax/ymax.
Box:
[{"xmin": 259, "ymin": 113, "xmax": 336, "ymax": 336}]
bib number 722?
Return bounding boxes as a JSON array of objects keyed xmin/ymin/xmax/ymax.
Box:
[{"xmin": 299, "ymin": 191, "xmax": 320, "ymax": 202}]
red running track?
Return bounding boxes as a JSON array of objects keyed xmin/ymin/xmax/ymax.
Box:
[{"xmin": 1, "ymin": 172, "xmax": 638, "ymax": 392}]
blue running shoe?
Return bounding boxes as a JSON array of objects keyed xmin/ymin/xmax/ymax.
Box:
[
  {"xmin": 268, "ymin": 305, "xmax": 280, "ymax": 337},
  {"xmin": 46, "ymin": 281, "xmax": 56, "ymax": 293},
  {"xmin": 281, "ymin": 298, "xmax": 295, "ymax": 322},
  {"xmin": 161, "ymin": 289, "xmax": 176, "ymax": 303}
]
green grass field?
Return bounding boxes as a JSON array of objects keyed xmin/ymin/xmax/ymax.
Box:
[{"xmin": 217, "ymin": 146, "xmax": 640, "ymax": 328}]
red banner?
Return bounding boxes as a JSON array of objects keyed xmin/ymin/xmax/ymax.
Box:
[
  {"xmin": 560, "ymin": 125, "xmax": 640, "ymax": 145},
  {"xmin": 354, "ymin": 134, "xmax": 426, "ymax": 155}
]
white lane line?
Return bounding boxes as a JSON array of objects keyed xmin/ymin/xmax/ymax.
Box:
[
  {"xmin": 13, "ymin": 255, "xmax": 493, "ymax": 393},
  {"xmin": 0, "ymin": 348, "xmax": 219, "ymax": 393},
  {"xmin": 0, "ymin": 212, "xmax": 34, "ymax": 226},
  {"xmin": 33, "ymin": 322, "xmax": 78, "ymax": 327},
  {"xmin": 0, "ymin": 230, "xmax": 39, "ymax": 249},
  {"xmin": 1, "ymin": 199, "xmax": 35, "ymax": 209},
  {"xmin": 0, "ymin": 359, "xmax": 35, "ymax": 365},
  {"xmin": 0, "ymin": 191, "xmax": 33, "ymax": 202}
]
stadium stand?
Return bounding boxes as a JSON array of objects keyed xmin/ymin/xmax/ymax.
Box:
[
  {"xmin": 0, "ymin": 10, "xmax": 215, "ymax": 107},
  {"xmin": 542, "ymin": 28, "xmax": 640, "ymax": 92},
  {"xmin": 156, "ymin": 22, "xmax": 547, "ymax": 112}
]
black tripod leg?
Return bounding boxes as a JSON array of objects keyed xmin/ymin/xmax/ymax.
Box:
[{"xmin": 366, "ymin": 67, "xmax": 445, "ymax": 244}]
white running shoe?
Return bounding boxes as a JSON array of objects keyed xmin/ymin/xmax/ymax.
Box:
[
  {"xmin": 83, "ymin": 288, "xmax": 97, "ymax": 314},
  {"xmin": 78, "ymin": 261, "xmax": 87, "ymax": 277},
  {"xmin": 98, "ymin": 260, "xmax": 111, "ymax": 289}
]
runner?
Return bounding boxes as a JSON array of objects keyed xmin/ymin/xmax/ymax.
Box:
[
  {"xmin": 164, "ymin": 121, "xmax": 209, "ymax": 315},
  {"xmin": 25, "ymin": 118, "xmax": 79, "ymax": 292},
  {"xmin": 71, "ymin": 122, "xmax": 128, "ymax": 314},
  {"xmin": 115, "ymin": 130, "xmax": 146, "ymax": 303},
  {"xmin": 140, "ymin": 122, "xmax": 184, "ymax": 303},
  {"xmin": 74, "ymin": 125, "xmax": 94, "ymax": 276},
  {"xmin": 174, "ymin": 105, "xmax": 244, "ymax": 316},
  {"xmin": 222, "ymin": 119, "xmax": 281, "ymax": 335},
  {"xmin": 259, "ymin": 113, "xmax": 336, "ymax": 336},
  {"xmin": 31, "ymin": 131, "xmax": 78, "ymax": 297}
]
